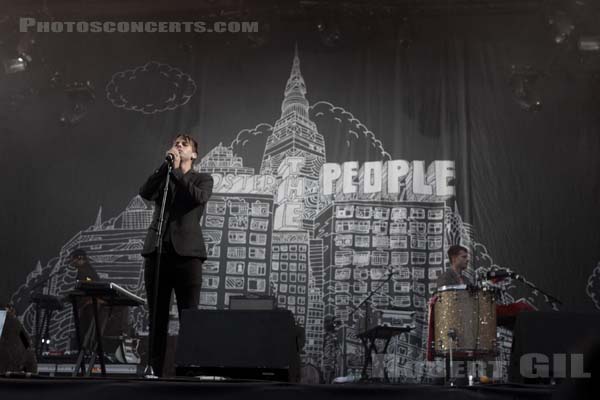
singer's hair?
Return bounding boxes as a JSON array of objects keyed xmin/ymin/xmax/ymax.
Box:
[
  {"xmin": 447, "ymin": 245, "xmax": 468, "ymax": 262},
  {"xmin": 174, "ymin": 134, "xmax": 198, "ymax": 162},
  {"xmin": 69, "ymin": 248, "xmax": 87, "ymax": 259}
]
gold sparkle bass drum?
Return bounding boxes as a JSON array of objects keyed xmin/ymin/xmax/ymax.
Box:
[{"xmin": 432, "ymin": 285, "xmax": 497, "ymax": 360}]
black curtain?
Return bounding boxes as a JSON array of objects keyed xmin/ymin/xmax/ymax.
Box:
[{"xmin": 1, "ymin": 13, "xmax": 599, "ymax": 313}]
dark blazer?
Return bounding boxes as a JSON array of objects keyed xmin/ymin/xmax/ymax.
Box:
[{"xmin": 139, "ymin": 163, "xmax": 213, "ymax": 260}]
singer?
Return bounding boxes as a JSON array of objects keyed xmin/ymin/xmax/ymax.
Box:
[
  {"xmin": 436, "ymin": 245, "xmax": 471, "ymax": 287},
  {"xmin": 139, "ymin": 134, "xmax": 213, "ymax": 377}
]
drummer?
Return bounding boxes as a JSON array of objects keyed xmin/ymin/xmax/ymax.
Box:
[{"xmin": 436, "ymin": 245, "xmax": 471, "ymax": 287}]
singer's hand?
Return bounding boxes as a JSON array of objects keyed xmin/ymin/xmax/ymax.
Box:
[{"xmin": 166, "ymin": 147, "xmax": 181, "ymax": 169}]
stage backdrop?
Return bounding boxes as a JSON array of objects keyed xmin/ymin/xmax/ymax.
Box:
[{"xmin": 1, "ymin": 13, "xmax": 599, "ymax": 381}]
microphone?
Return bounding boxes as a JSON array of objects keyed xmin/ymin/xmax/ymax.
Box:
[
  {"xmin": 486, "ymin": 269, "xmax": 512, "ymax": 280},
  {"xmin": 165, "ymin": 153, "xmax": 175, "ymax": 166}
]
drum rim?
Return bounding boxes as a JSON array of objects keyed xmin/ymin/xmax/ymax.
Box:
[
  {"xmin": 436, "ymin": 284, "xmax": 468, "ymax": 292},
  {"xmin": 432, "ymin": 349, "xmax": 498, "ymax": 356}
]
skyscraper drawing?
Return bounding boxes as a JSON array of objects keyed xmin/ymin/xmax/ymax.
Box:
[
  {"xmin": 11, "ymin": 47, "xmax": 467, "ymax": 382},
  {"xmin": 196, "ymin": 144, "xmax": 276, "ymax": 309}
]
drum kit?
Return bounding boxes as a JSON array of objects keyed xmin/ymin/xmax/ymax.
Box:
[
  {"xmin": 427, "ymin": 282, "xmax": 502, "ymax": 385},
  {"xmin": 431, "ymin": 284, "xmax": 498, "ymax": 360}
]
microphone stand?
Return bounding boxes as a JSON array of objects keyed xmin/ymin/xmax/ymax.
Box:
[
  {"xmin": 342, "ymin": 266, "xmax": 396, "ymax": 380},
  {"xmin": 144, "ymin": 161, "xmax": 173, "ymax": 379},
  {"xmin": 510, "ymin": 273, "xmax": 562, "ymax": 308}
]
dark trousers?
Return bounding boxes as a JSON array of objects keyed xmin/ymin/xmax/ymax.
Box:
[{"xmin": 144, "ymin": 245, "xmax": 202, "ymax": 376}]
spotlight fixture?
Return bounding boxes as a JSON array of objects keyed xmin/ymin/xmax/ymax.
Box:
[
  {"xmin": 59, "ymin": 81, "xmax": 96, "ymax": 126},
  {"xmin": 509, "ymin": 65, "xmax": 543, "ymax": 112},
  {"xmin": 578, "ymin": 36, "xmax": 600, "ymax": 52},
  {"xmin": 2, "ymin": 54, "xmax": 30, "ymax": 74},
  {"xmin": 547, "ymin": 11, "xmax": 575, "ymax": 44},
  {"xmin": 317, "ymin": 20, "xmax": 342, "ymax": 47},
  {"xmin": 2, "ymin": 31, "xmax": 36, "ymax": 74}
]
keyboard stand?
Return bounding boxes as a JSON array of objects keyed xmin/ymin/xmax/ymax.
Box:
[
  {"xmin": 68, "ymin": 281, "xmax": 145, "ymax": 377},
  {"xmin": 70, "ymin": 294, "xmax": 109, "ymax": 377},
  {"xmin": 357, "ymin": 325, "xmax": 413, "ymax": 382}
]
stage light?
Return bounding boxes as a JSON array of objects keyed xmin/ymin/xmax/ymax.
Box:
[
  {"xmin": 3, "ymin": 57, "xmax": 27, "ymax": 74},
  {"xmin": 547, "ymin": 11, "xmax": 575, "ymax": 44},
  {"xmin": 317, "ymin": 20, "xmax": 341, "ymax": 47},
  {"xmin": 2, "ymin": 53, "xmax": 31, "ymax": 74},
  {"xmin": 60, "ymin": 104, "xmax": 88, "ymax": 126},
  {"xmin": 509, "ymin": 65, "xmax": 543, "ymax": 112},
  {"xmin": 578, "ymin": 36, "xmax": 600, "ymax": 52},
  {"xmin": 59, "ymin": 80, "xmax": 96, "ymax": 126},
  {"xmin": 2, "ymin": 30, "xmax": 36, "ymax": 74}
]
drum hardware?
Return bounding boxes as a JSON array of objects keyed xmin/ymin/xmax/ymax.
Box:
[{"xmin": 447, "ymin": 329, "xmax": 456, "ymax": 386}]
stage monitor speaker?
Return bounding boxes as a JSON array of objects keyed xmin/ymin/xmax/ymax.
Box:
[
  {"xmin": 0, "ymin": 309, "xmax": 37, "ymax": 374},
  {"xmin": 175, "ymin": 309, "xmax": 300, "ymax": 382},
  {"xmin": 509, "ymin": 311, "xmax": 600, "ymax": 383}
]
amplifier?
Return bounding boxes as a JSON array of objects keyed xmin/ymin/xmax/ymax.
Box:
[
  {"xmin": 0, "ymin": 309, "xmax": 37, "ymax": 374},
  {"xmin": 509, "ymin": 311, "xmax": 600, "ymax": 383},
  {"xmin": 175, "ymin": 309, "xmax": 300, "ymax": 382}
]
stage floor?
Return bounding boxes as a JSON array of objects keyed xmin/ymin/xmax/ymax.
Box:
[{"xmin": 0, "ymin": 376, "xmax": 559, "ymax": 400}]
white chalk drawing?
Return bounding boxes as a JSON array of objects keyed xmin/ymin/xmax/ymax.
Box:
[
  {"xmin": 12, "ymin": 47, "xmax": 549, "ymax": 382},
  {"xmin": 228, "ymin": 123, "xmax": 273, "ymax": 173},
  {"xmin": 310, "ymin": 101, "xmax": 391, "ymax": 161},
  {"xmin": 12, "ymin": 198, "xmax": 150, "ymax": 350},
  {"xmin": 106, "ymin": 61, "xmax": 196, "ymax": 114}
]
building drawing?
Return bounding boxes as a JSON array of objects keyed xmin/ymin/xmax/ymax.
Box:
[
  {"xmin": 260, "ymin": 47, "xmax": 326, "ymax": 181},
  {"xmin": 260, "ymin": 46, "xmax": 325, "ymax": 228},
  {"xmin": 313, "ymin": 198, "xmax": 447, "ymax": 377},
  {"xmin": 14, "ymin": 197, "xmax": 152, "ymax": 351},
  {"xmin": 11, "ymin": 47, "xmax": 477, "ymax": 382},
  {"xmin": 271, "ymin": 231, "xmax": 310, "ymax": 325},
  {"xmin": 196, "ymin": 144, "xmax": 276, "ymax": 309}
]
